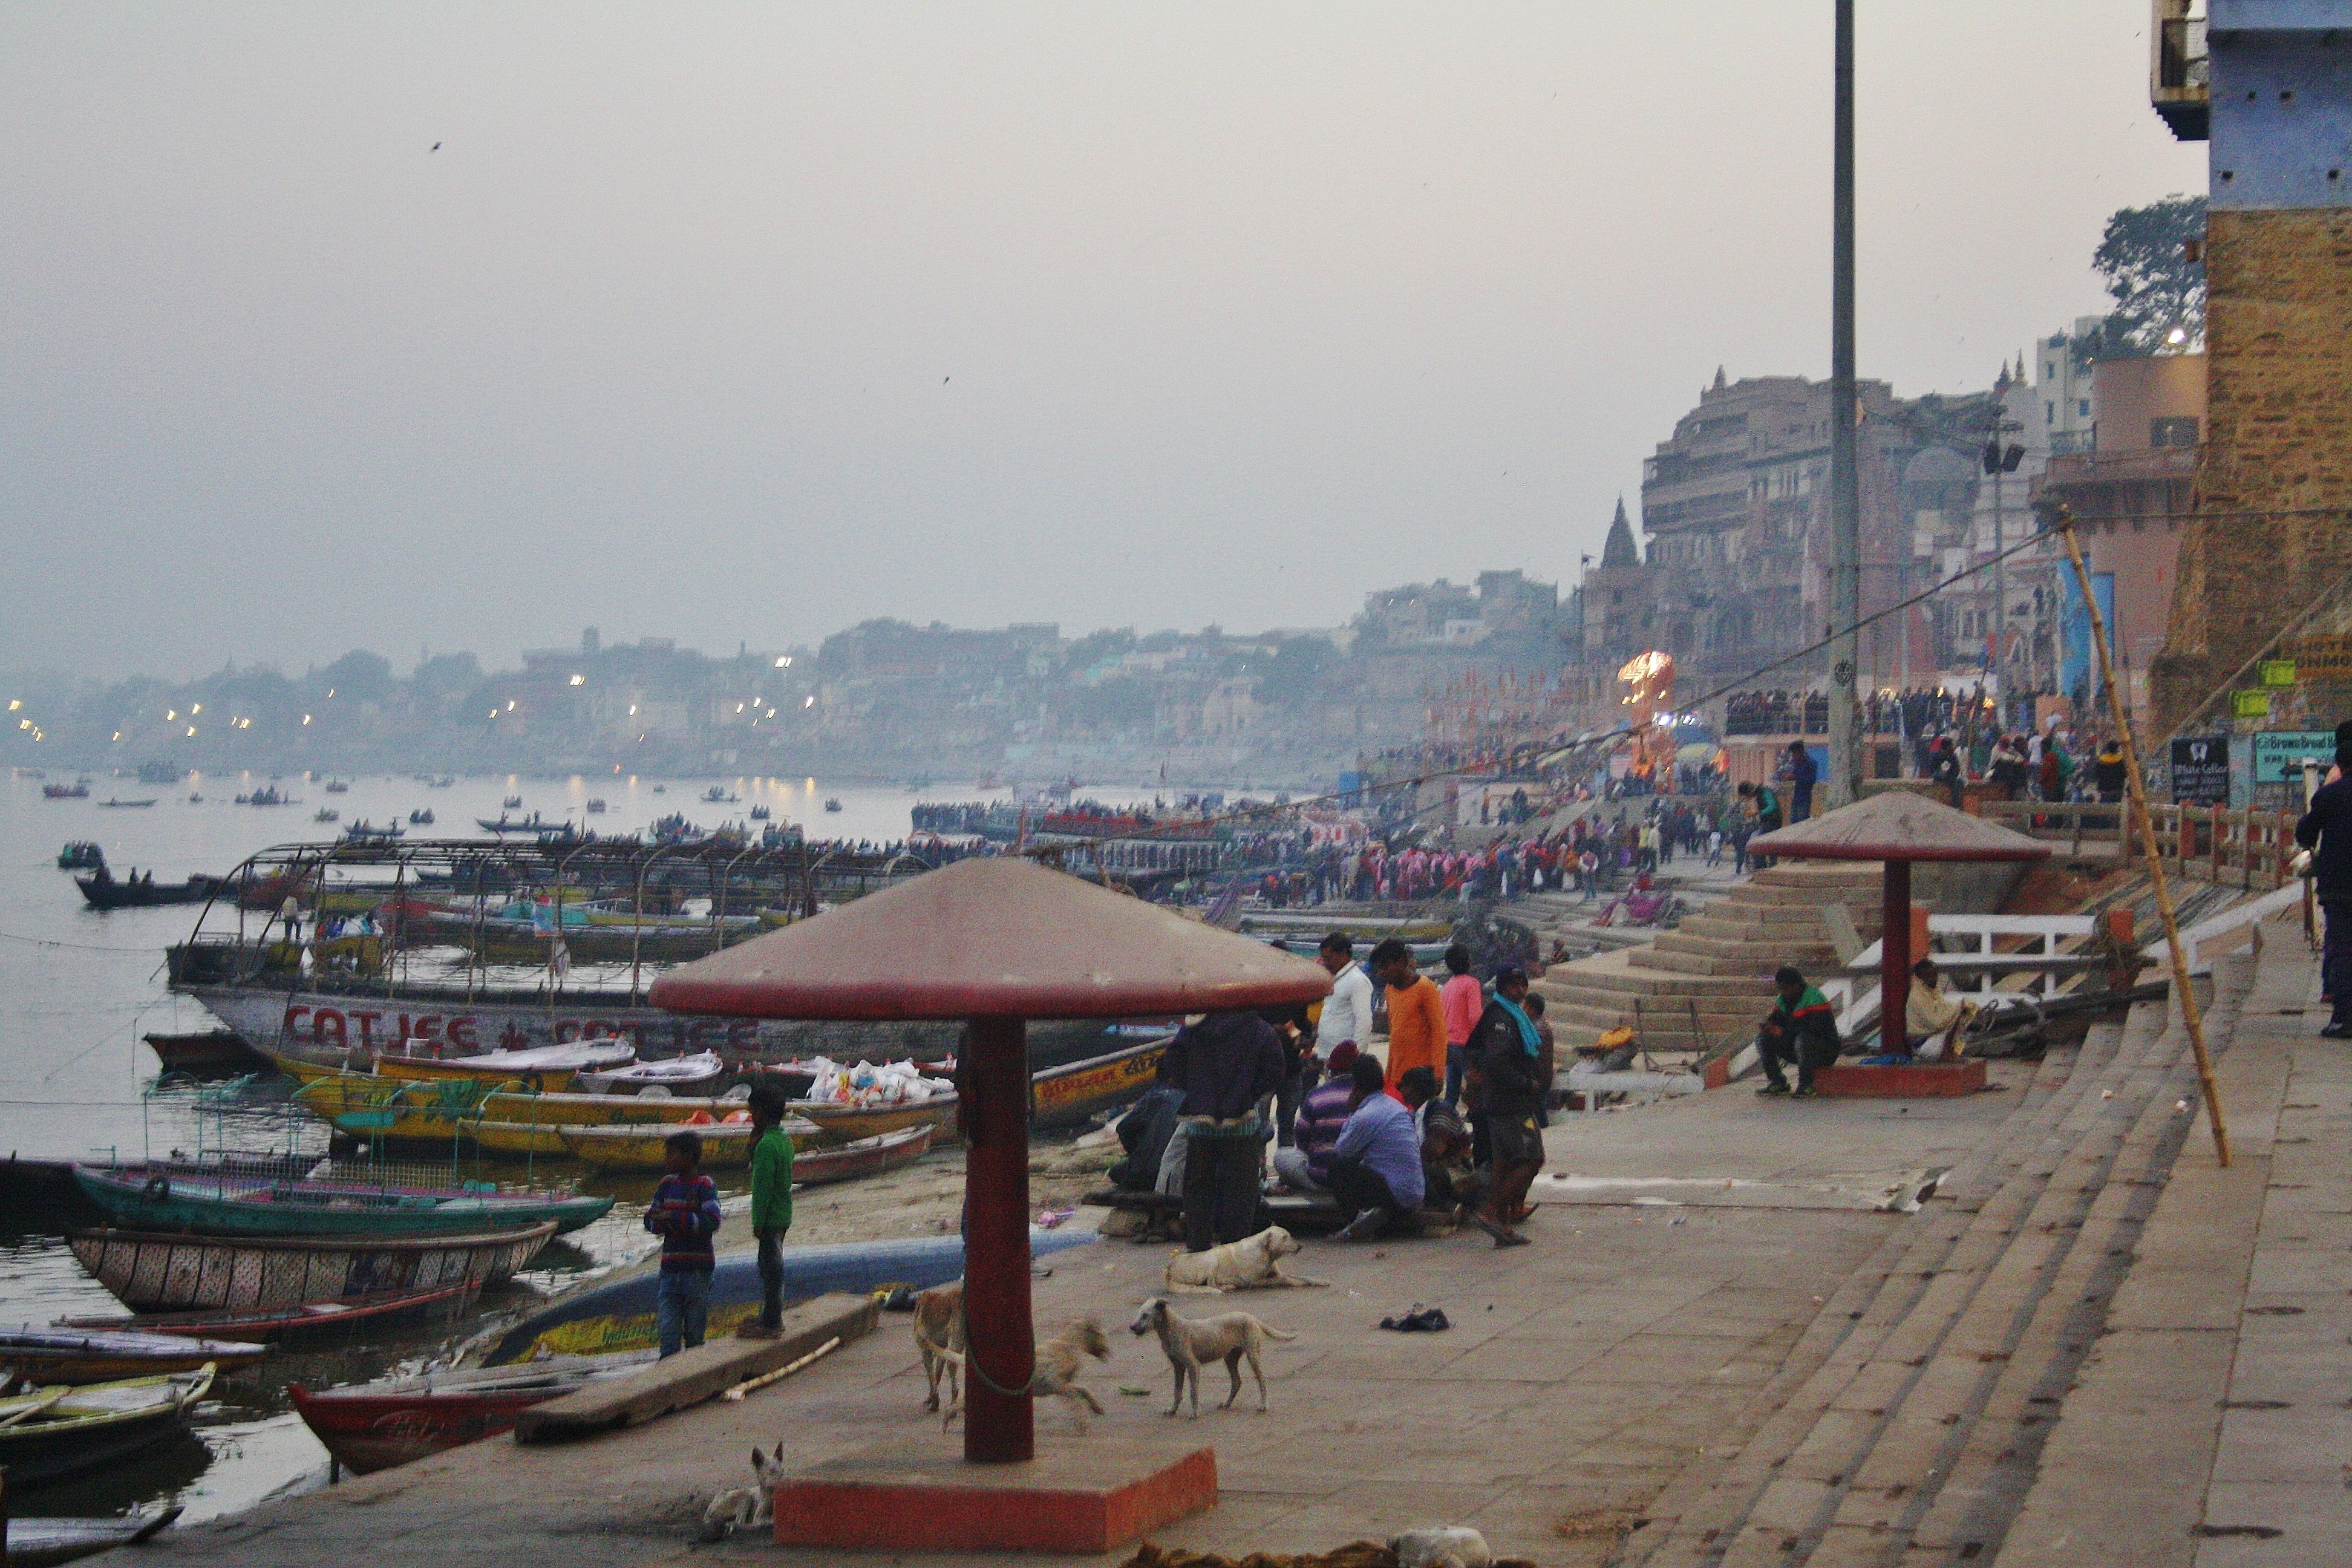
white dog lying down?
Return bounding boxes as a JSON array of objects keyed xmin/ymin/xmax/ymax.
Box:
[
  {"xmin": 911, "ymin": 1281, "xmax": 965, "ymax": 1413},
  {"xmin": 1129, "ymin": 1296, "xmax": 1297, "ymax": 1417},
  {"xmin": 1163, "ymin": 1225, "xmax": 1327, "ymax": 1293},
  {"xmin": 939, "ymin": 1317, "xmax": 1113, "ymax": 1432},
  {"xmin": 700, "ymin": 1444, "xmax": 789, "ymax": 1540}
]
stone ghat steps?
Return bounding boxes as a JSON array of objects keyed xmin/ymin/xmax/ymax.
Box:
[{"xmin": 1613, "ymin": 958, "xmax": 2259, "ymax": 1568}]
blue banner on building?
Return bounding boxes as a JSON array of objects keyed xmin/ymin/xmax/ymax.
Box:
[{"xmin": 2060, "ymin": 569, "xmax": 2115, "ymax": 705}]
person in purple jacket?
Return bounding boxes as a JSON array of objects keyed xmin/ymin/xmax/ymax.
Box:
[
  {"xmin": 1270, "ymin": 1040, "xmax": 1362, "ymax": 1194},
  {"xmin": 645, "ymin": 1129, "xmax": 723, "ymax": 1357}
]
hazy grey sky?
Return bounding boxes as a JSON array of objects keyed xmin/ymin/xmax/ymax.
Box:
[{"xmin": 1, "ymin": 3, "xmax": 2204, "ymax": 681}]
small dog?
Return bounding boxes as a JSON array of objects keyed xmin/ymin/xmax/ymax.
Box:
[
  {"xmin": 941, "ymin": 1317, "xmax": 1113, "ymax": 1432},
  {"xmin": 1391, "ymin": 1526, "xmax": 1493, "ymax": 1568},
  {"xmin": 912, "ymin": 1281, "xmax": 965, "ymax": 1413},
  {"xmin": 1162, "ymin": 1225, "xmax": 1327, "ymax": 1293},
  {"xmin": 699, "ymin": 1443, "xmax": 788, "ymax": 1540},
  {"xmin": 1129, "ymin": 1296, "xmax": 1296, "ymax": 1417}
]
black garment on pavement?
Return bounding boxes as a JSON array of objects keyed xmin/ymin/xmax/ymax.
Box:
[{"xmin": 1160, "ymin": 1011, "xmax": 1286, "ymax": 1123}]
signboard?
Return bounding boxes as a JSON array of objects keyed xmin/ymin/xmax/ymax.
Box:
[
  {"xmin": 2252, "ymin": 730, "xmax": 2336, "ymax": 785},
  {"xmin": 2260, "ymin": 660, "xmax": 2298, "ymax": 687},
  {"xmin": 2288, "ymin": 633, "xmax": 2352, "ymax": 682},
  {"xmin": 2060, "ymin": 570, "xmax": 2115, "ymax": 701},
  {"xmin": 2170, "ymin": 734, "xmax": 2232, "ymax": 805},
  {"xmin": 2232, "ymin": 689, "xmax": 2273, "ymax": 719}
]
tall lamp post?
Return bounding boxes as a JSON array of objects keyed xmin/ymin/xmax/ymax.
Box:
[{"xmin": 1827, "ymin": 0, "xmax": 1863, "ymax": 806}]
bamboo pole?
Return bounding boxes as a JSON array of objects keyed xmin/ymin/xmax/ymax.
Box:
[{"xmin": 2054, "ymin": 507, "xmax": 2230, "ymax": 1165}]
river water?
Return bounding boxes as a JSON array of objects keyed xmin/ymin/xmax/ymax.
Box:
[{"xmin": 0, "ymin": 767, "xmax": 1156, "ymax": 1524}]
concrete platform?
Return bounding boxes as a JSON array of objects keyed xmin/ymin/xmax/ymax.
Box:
[
  {"xmin": 771, "ymin": 1437, "xmax": 1215, "ymax": 1552},
  {"xmin": 1811, "ymin": 1058, "xmax": 1987, "ymax": 1097}
]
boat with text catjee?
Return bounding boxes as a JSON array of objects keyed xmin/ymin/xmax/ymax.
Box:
[{"xmin": 67, "ymin": 1223, "xmax": 556, "ymax": 1316}]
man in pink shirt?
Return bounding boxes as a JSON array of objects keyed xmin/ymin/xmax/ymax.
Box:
[{"xmin": 1439, "ymin": 943, "xmax": 1483, "ymax": 1108}]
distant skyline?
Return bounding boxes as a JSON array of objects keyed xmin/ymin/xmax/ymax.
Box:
[{"xmin": 2, "ymin": 3, "xmax": 2204, "ymax": 681}]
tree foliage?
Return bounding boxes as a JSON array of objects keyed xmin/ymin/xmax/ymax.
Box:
[{"xmin": 2091, "ymin": 195, "xmax": 2206, "ymax": 355}]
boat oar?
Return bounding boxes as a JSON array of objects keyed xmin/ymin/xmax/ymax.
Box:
[
  {"xmin": 722, "ymin": 1337, "xmax": 840, "ymax": 1402},
  {"xmin": 0, "ymin": 1390, "xmax": 67, "ymax": 1429}
]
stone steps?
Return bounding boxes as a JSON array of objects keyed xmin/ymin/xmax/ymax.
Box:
[{"xmin": 1618, "ymin": 956, "xmax": 2261, "ymax": 1568}]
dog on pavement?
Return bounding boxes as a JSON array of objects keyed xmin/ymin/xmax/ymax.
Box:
[
  {"xmin": 912, "ymin": 1281, "xmax": 965, "ymax": 1413},
  {"xmin": 699, "ymin": 1443, "xmax": 789, "ymax": 1540},
  {"xmin": 1162, "ymin": 1225, "xmax": 1326, "ymax": 1293},
  {"xmin": 1129, "ymin": 1296, "xmax": 1296, "ymax": 1417},
  {"xmin": 940, "ymin": 1316, "xmax": 1113, "ymax": 1432}
]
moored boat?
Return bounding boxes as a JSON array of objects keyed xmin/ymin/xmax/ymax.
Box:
[
  {"xmin": 0, "ymin": 1368, "xmax": 215, "ymax": 1485},
  {"xmin": 96, "ymin": 797, "xmax": 157, "ymax": 809},
  {"xmin": 370, "ymin": 1039, "xmax": 638, "ymax": 1092},
  {"xmin": 555, "ymin": 1116, "xmax": 769, "ymax": 1171},
  {"xmin": 7, "ymin": 1506, "xmax": 183, "ymax": 1566},
  {"xmin": 68, "ymin": 1221, "xmax": 557, "ymax": 1315},
  {"xmin": 62, "ymin": 1282, "xmax": 482, "ymax": 1344},
  {"xmin": 141, "ymin": 1029, "xmax": 270, "ymax": 1076},
  {"xmin": 289, "ymin": 1353, "xmax": 655, "ymax": 1475},
  {"xmin": 0, "ymin": 1325, "xmax": 265, "ymax": 1382},
  {"xmin": 76, "ymin": 872, "xmax": 227, "ymax": 910},
  {"xmin": 42, "ymin": 783, "xmax": 90, "ymax": 800},
  {"xmin": 577, "ymin": 1050, "xmax": 727, "ymax": 1096},
  {"xmin": 786, "ymin": 1124, "xmax": 933, "ymax": 1186},
  {"xmin": 1028, "ymin": 1034, "xmax": 1172, "ymax": 1129},
  {"xmin": 55, "ymin": 841, "xmax": 105, "ymax": 871},
  {"xmin": 69, "ymin": 1165, "xmax": 615, "ymax": 1239}
]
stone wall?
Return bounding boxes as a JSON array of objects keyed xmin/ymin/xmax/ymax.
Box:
[{"xmin": 2152, "ymin": 207, "xmax": 2352, "ymax": 736}]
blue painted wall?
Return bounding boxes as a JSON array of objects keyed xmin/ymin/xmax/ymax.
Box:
[{"xmin": 2209, "ymin": 1, "xmax": 2352, "ymax": 209}]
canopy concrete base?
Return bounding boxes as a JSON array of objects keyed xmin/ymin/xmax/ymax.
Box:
[
  {"xmin": 1813, "ymin": 1059, "xmax": 1987, "ymax": 1097},
  {"xmin": 770, "ymin": 1436, "xmax": 1216, "ymax": 1553}
]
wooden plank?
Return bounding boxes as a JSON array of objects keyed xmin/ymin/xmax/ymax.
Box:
[{"xmin": 511, "ymin": 1290, "xmax": 877, "ymax": 1443}]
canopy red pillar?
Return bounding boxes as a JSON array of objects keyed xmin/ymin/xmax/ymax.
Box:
[
  {"xmin": 649, "ymin": 856, "xmax": 1330, "ymax": 1463},
  {"xmin": 1748, "ymin": 791, "xmax": 2049, "ymax": 1054}
]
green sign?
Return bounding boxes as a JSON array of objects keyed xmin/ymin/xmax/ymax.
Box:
[
  {"xmin": 2253, "ymin": 730, "xmax": 2336, "ymax": 783},
  {"xmin": 2261, "ymin": 660, "xmax": 2298, "ymax": 687},
  {"xmin": 2232, "ymin": 689, "xmax": 2272, "ymax": 719}
]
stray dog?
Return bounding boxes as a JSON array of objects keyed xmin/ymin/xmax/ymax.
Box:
[
  {"xmin": 1162, "ymin": 1225, "xmax": 1326, "ymax": 1293},
  {"xmin": 912, "ymin": 1281, "xmax": 965, "ymax": 1413},
  {"xmin": 1129, "ymin": 1296, "xmax": 1296, "ymax": 1417},
  {"xmin": 699, "ymin": 1443, "xmax": 788, "ymax": 1540},
  {"xmin": 941, "ymin": 1317, "xmax": 1113, "ymax": 1432},
  {"xmin": 1391, "ymin": 1526, "xmax": 1493, "ymax": 1568}
]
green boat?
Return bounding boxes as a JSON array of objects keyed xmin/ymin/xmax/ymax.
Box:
[{"xmin": 70, "ymin": 1165, "xmax": 613, "ymax": 1240}]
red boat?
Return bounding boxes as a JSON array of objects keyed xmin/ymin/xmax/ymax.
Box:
[
  {"xmin": 61, "ymin": 1281, "xmax": 483, "ymax": 1344},
  {"xmin": 290, "ymin": 1354, "xmax": 653, "ymax": 1474}
]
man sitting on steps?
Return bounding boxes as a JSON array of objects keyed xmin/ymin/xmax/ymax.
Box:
[{"xmin": 1756, "ymin": 964, "xmax": 1841, "ymax": 1099}]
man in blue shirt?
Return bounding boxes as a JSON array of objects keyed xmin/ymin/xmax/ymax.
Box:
[
  {"xmin": 1329, "ymin": 1054, "xmax": 1423, "ymax": 1241},
  {"xmin": 2294, "ymin": 722, "xmax": 2352, "ymax": 1037}
]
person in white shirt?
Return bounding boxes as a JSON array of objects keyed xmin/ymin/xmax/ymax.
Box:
[{"xmin": 1313, "ymin": 932, "xmax": 1373, "ymax": 1076}]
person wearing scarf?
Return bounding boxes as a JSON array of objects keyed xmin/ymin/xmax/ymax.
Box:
[{"xmin": 1462, "ymin": 966, "xmax": 1549, "ymax": 1249}]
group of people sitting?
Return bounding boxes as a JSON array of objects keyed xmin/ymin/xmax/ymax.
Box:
[{"xmin": 1108, "ymin": 934, "xmax": 1555, "ymax": 1252}]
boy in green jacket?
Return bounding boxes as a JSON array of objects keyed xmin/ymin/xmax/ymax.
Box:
[{"xmin": 740, "ymin": 1083, "xmax": 795, "ymax": 1339}]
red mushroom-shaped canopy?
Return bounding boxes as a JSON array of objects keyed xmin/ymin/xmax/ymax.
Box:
[
  {"xmin": 1748, "ymin": 790, "xmax": 2053, "ymax": 863},
  {"xmin": 648, "ymin": 855, "xmax": 1333, "ymax": 1021}
]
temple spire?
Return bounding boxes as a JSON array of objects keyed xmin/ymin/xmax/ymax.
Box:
[{"xmin": 1601, "ymin": 496, "xmax": 1639, "ymax": 569}]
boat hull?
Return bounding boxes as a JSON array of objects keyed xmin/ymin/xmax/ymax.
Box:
[
  {"xmin": 0, "ymin": 1370, "xmax": 213, "ymax": 1487},
  {"xmin": 289, "ymin": 1356, "xmax": 646, "ymax": 1475},
  {"xmin": 65, "ymin": 1282, "xmax": 481, "ymax": 1344},
  {"xmin": 0, "ymin": 1327, "xmax": 265, "ymax": 1383},
  {"xmin": 7, "ymin": 1507, "xmax": 182, "ymax": 1566},
  {"xmin": 70, "ymin": 1168, "xmax": 613, "ymax": 1239},
  {"xmin": 68, "ymin": 1223, "xmax": 555, "ymax": 1315},
  {"xmin": 1028, "ymin": 1037, "xmax": 1170, "ymax": 1130},
  {"xmin": 789, "ymin": 1125, "xmax": 934, "ymax": 1186}
]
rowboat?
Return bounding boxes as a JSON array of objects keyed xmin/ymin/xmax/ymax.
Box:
[
  {"xmin": 7, "ymin": 1506, "xmax": 183, "ymax": 1566},
  {"xmin": 0, "ymin": 1325, "xmax": 266, "ymax": 1382},
  {"xmin": 577, "ymin": 1050, "xmax": 728, "ymax": 1096},
  {"xmin": 1028, "ymin": 1035, "xmax": 1171, "ymax": 1130},
  {"xmin": 141, "ymin": 1029, "xmax": 271, "ymax": 1076},
  {"xmin": 371, "ymin": 1040, "xmax": 638, "ymax": 1093},
  {"xmin": 68, "ymin": 1222, "xmax": 556, "ymax": 1315},
  {"xmin": 63, "ymin": 1282, "xmax": 482, "ymax": 1344},
  {"xmin": 554, "ymin": 1117, "xmax": 760, "ymax": 1171},
  {"xmin": 76, "ymin": 873, "xmax": 227, "ymax": 910},
  {"xmin": 0, "ymin": 1367, "xmax": 214, "ymax": 1485},
  {"xmin": 289, "ymin": 1352, "xmax": 655, "ymax": 1475},
  {"xmin": 482, "ymin": 1227, "xmax": 1100, "ymax": 1364},
  {"xmin": 789, "ymin": 1125, "xmax": 933, "ymax": 1186},
  {"xmin": 70, "ymin": 1165, "xmax": 615, "ymax": 1239}
]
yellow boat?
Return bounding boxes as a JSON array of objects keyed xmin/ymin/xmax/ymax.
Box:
[
  {"xmin": 460, "ymin": 1120, "xmax": 573, "ymax": 1157},
  {"xmin": 557, "ymin": 1122, "xmax": 757, "ymax": 1170}
]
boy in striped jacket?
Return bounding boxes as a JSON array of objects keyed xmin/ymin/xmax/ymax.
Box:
[{"xmin": 645, "ymin": 1130, "xmax": 723, "ymax": 1356}]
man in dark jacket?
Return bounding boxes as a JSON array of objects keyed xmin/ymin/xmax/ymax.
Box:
[
  {"xmin": 2295, "ymin": 722, "xmax": 2352, "ymax": 1037},
  {"xmin": 1160, "ymin": 1010, "xmax": 1285, "ymax": 1250},
  {"xmin": 1462, "ymin": 967, "xmax": 1547, "ymax": 1247},
  {"xmin": 1107, "ymin": 1084, "xmax": 1185, "ymax": 1192},
  {"xmin": 1756, "ymin": 965, "xmax": 1842, "ymax": 1096},
  {"xmin": 1786, "ymin": 741, "xmax": 1818, "ymax": 823}
]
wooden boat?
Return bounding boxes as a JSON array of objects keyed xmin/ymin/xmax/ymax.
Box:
[
  {"xmin": 55, "ymin": 841, "xmax": 105, "ymax": 870},
  {"xmin": 0, "ymin": 1325, "xmax": 265, "ymax": 1382},
  {"xmin": 289, "ymin": 1353, "xmax": 655, "ymax": 1475},
  {"xmin": 7, "ymin": 1506, "xmax": 183, "ymax": 1566},
  {"xmin": 60, "ymin": 1282, "xmax": 482, "ymax": 1344},
  {"xmin": 460, "ymin": 1120, "xmax": 570, "ymax": 1157},
  {"xmin": 70, "ymin": 1165, "xmax": 615, "ymax": 1238},
  {"xmin": 324, "ymin": 779, "xmax": 350, "ymax": 793},
  {"xmin": 790, "ymin": 1125, "xmax": 933, "ymax": 1186},
  {"xmin": 577, "ymin": 1050, "xmax": 727, "ymax": 1096},
  {"xmin": 0, "ymin": 1368, "xmax": 214, "ymax": 1485},
  {"xmin": 371, "ymin": 1040, "xmax": 638, "ymax": 1093},
  {"xmin": 554, "ymin": 1117, "xmax": 777, "ymax": 1171},
  {"xmin": 42, "ymin": 783, "xmax": 90, "ymax": 799},
  {"xmin": 68, "ymin": 1221, "xmax": 557, "ymax": 1315},
  {"xmin": 1029, "ymin": 1035, "xmax": 1171, "ymax": 1130},
  {"xmin": 141, "ymin": 1029, "xmax": 270, "ymax": 1076},
  {"xmin": 76, "ymin": 873, "xmax": 227, "ymax": 909},
  {"xmin": 96, "ymin": 798, "xmax": 157, "ymax": 809}
]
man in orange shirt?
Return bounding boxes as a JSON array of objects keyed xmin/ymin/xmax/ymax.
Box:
[{"xmin": 1372, "ymin": 938, "xmax": 1446, "ymax": 1099}]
